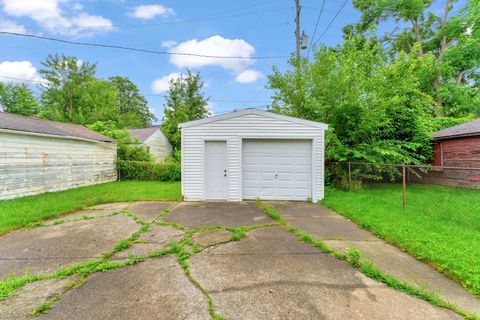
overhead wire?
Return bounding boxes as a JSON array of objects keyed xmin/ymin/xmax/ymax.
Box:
[
  {"xmin": 316, "ymin": 0, "xmax": 353, "ymax": 43},
  {"xmin": 306, "ymin": 0, "xmax": 326, "ymax": 58},
  {"xmin": 0, "ymin": 32, "xmax": 288, "ymax": 60}
]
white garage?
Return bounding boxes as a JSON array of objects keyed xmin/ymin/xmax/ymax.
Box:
[{"xmin": 179, "ymin": 109, "xmax": 328, "ymax": 202}]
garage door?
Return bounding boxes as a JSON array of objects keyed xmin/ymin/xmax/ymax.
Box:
[{"xmin": 242, "ymin": 139, "xmax": 312, "ymax": 200}]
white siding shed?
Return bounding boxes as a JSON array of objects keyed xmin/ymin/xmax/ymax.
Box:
[
  {"xmin": 0, "ymin": 112, "xmax": 117, "ymax": 200},
  {"xmin": 128, "ymin": 127, "xmax": 172, "ymax": 162},
  {"xmin": 179, "ymin": 109, "xmax": 328, "ymax": 202}
]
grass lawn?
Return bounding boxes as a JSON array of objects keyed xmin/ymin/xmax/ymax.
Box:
[
  {"xmin": 0, "ymin": 181, "xmax": 181, "ymax": 235},
  {"xmin": 322, "ymin": 184, "xmax": 480, "ymax": 296}
]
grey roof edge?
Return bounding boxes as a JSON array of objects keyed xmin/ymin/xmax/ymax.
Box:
[
  {"xmin": 0, "ymin": 112, "xmax": 115, "ymax": 143},
  {"xmin": 432, "ymin": 118, "xmax": 480, "ymax": 140},
  {"xmin": 127, "ymin": 126, "xmax": 160, "ymax": 143},
  {"xmin": 178, "ymin": 109, "xmax": 328, "ymax": 129}
]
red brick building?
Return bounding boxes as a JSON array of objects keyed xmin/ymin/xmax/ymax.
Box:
[{"xmin": 432, "ymin": 118, "xmax": 480, "ymax": 168}]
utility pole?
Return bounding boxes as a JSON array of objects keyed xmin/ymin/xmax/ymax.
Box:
[{"xmin": 295, "ymin": 0, "xmax": 301, "ymax": 62}]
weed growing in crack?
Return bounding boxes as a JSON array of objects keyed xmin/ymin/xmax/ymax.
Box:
[
  {"xmin": 254, "ymin": 199, "xmax": 480, "ymax": 320},
  {"xmin": 229, "ymin": 227, "xmax": 246, "ymax": 241}
]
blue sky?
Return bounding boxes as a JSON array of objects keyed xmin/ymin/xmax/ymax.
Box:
[{"xmin": 0, "ymin": 0, "xmax": 465, "ymax": 123}]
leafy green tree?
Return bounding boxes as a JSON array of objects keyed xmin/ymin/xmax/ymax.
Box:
[
  {"xmin": 268, "ymin": 36, "xmax": 437, "ymax": 164},
  {"xmin": 0, "ymin": 82, "xmax": 38, "ymax": 116},
  {"xmin": 87, "ymin": 120, "xmax": 152, "ymax": 161},
  {"xmin": 346, "ymin": 0, "xmax": 480, "ymax": 116},
  {"xmin": 108, "ymin": 76, "xmax": 156, "ymax": 128},
  {"xmin": 39, "ymin": 54, "xmax": 98, "ymax": 123},
  {"xmin": 161, "ymin": 70, "xmax": 210, "ymax": 150}
]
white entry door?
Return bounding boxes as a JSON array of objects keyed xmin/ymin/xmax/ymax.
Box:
[
  {"xmin": 242, "ymin": 139, "xmax": 312, "ymax": 200},
  {"xmin": 205, "ymin": 141, "xmax": 227, "ymax": 200}
]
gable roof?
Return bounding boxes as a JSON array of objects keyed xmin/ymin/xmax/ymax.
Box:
[
  {"xmin": 0, "ymin": 112, "xmax": 114, "ymax": 143},
  {"xmin": 433, "ymin": 118, "xmax": 480, "ymax": 140},
  {"xmin": 178, "ymin": 109, "xmax": 328, "ymax": 129},
  {"xmin": 127, "ymin": 126, "xmax": 161, "ymax": 143}
]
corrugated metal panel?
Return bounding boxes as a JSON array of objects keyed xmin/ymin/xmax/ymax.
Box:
[
  {"xmin": 181, "ymin": 113, "xmax": 326, "ymax": 202},
  {"xmin": 0, "ymin": 132, "xmax": 117, "ymax": 200}
]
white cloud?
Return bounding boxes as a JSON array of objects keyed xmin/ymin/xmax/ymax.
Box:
[
  {"xmin": 235, "ymin": 69, "xmax": 262, "ymax": 84},
  {"xmin": 0, "ymin": 61, "xmax": 43, "ymax": 83},
  {"xmin": 168, "ymin": 35, "xmax": 255, "ymax": 72},
  {"xmin": 0, "ymin": 18, "xmax": 26, "ymax": 33},
  {"xmin": 1, "ymin": 0, "xmax": 113, "ymax": 36},
  {"xmin": 130, "ymin": 4, "xmax": 174, "ymax": 19},
  {"xmin": 151, "ymin": 72, "xmax": 182, "ymax": 94},
  {"xmin": 161, "ymin": 40, "xmax": 177, "ymax": 48}
]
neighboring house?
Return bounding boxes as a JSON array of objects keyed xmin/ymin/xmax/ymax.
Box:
[
  {"xmin": 432, "ymin": 118, "xmax": 480, "ymax": 168},
  {"xmin": 0, "ymin": 112, "xmax": 117, "ymax": 200},
  {"xmin": 128, "ymin": 126, "xmax": 172, "ymax": 162},
  {"xmin": 179, "ymin": 109, "xmax": 328, "ymax": 202}
]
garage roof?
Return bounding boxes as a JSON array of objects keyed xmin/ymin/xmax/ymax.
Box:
[
  {"xmin": 433, "ymin": 118, "xmax": 480, "ymax": 140},
  {"xmin": 179, "ymin": 109, "xmax": 328, "ymax": 129},
  {"xmin": 0, "ymin": 112, "xmax": 115, "ymax": 143},
  {"xmin": 128, "ymin": 126, "xmax": 160, "ymax": 143}
]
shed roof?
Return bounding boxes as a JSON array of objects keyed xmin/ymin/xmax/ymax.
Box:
[
  {"xmin": 127, "ymin": 126, "xmax": 161, "ymax": 143},
  {"xmin": 178, "ymin": 109, "xmax": 328, "ymax": 129},
  {"xmin": 0, "ymin": 112, "xmax": 115, "ymax": 143},
  {"xmin": 432, "ymin": 118, "xmax": 480, "ymax": 140}
]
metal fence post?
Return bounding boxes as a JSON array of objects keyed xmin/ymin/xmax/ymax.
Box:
[
  {"xmin": 402, "ymin": 165, "xmax": 406, "ymax": 208},
  {"xmin": 348, "ymin": 162, "xmax": 352, "ymax": 187}
]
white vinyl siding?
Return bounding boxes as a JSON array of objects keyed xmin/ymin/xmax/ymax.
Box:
[
  {"xmin": 181, "ymin": 112, "xmax": 326, "ymax": 202},
  {"xmin": 143, "ymin": 129, "xmax": 172, "ymax": 162},
  {"xmin": 0, "ymin": 131, "xmax": 117, "ymax": 200}
]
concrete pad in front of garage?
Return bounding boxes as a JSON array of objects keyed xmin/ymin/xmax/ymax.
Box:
[
  {"xmin": 0, "ymin": 215, "xmax": 139, "ymax": 280},
  {"xmin": 38, "ymin": 257, "xmax": 210, "ymax": 320},
  {"xmin": 0, "ymin": 277, "xmax": 75, "ymax": 320},
  {"xmin": 113, "ymin": 225, "xmax": 184, "ymax": 260},
  {"xmin": 163, "ymin": 201, "xmax": 273, "ymax": 228},
  {"xmin": 189, "ymin": 226, "xmax": 461, "ymax": 320},
  {"xmin": 268, "ymin": 201, "xmax": 377, "ymax": 241},
  {"xmin": 128, "ymin": 201, "xmax": 175, "ymax": 222}
]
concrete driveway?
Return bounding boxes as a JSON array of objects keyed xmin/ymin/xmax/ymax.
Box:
[{"xmin": 0, "ymin": 201, "xmax": 467, "ymax": 320}]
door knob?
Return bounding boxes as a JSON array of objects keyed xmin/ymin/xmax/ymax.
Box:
[{"xmin": 224, "ymin": 170, "xmax": 227, "ymax": 177}]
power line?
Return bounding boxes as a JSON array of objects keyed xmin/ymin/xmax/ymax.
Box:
[
  {"xmin": 316, "ymin": 0, "xmax": 349, "ymax": 43},
  {"xmin": 0, "ymin": 32, "xmax": 289, "ymax": 60},
  {"xmin": 306, "ymin": 0, "xmax": 326, "ymax": 58}
]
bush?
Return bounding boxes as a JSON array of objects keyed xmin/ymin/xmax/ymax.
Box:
[{"xmin": 118, "ymin": 160, "xmax": 181, "ymax": 181}]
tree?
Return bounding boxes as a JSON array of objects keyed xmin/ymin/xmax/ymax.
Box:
[
  {"xmin": 161, "ymin": 71, "xmax": 210, "ymax": 150},
  {"xmin": 346, "ymin": 0, "xmax": 480, "ymax": 116},
  {"xmin": 108, "ymin": 76, "xmax": 156, "ymax": 128},
  {"xmin": 0, "ymin": 82, "xmax": 38, "ymax": 116},
  {"xmin": 39, "ymin": 53, "xmax": 98, "ymax": 123},
  {"xmin": 268, "ymin": 36, "xmax": 437, "ymax": 164}
]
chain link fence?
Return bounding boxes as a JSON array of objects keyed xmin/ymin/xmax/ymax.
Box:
[{"xmin": 327, "ymin": 162, "xmax": 480, "ymax": 213}]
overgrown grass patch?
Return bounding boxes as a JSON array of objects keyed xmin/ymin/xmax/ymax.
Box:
[
  {"xmin": 0, "ymin": 181, "xmax": 181, "ymax": 235},
  {"xmin": 321, "ymin": 184, "xmax": 480, "ymax": 296}
]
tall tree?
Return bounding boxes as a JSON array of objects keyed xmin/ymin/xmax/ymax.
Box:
[
  {"xmin": 161, "ymin": 71, "xmax": 210, "ymax": 150},
  {"xmin": 0, "ymin": 82, "xmax": 38, "ymax": 116},
  {"xmin": 108, "ymin": 76, "xmax": 156, "ymax": 128},
  {"xmin": 346, "ymin": 0, "xmax": 480, "ymax": 116}
]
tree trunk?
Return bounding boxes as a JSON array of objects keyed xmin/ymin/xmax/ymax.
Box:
[{"xmin": 411, "ymin": 19, "xmax": 424, "ymax": 56}]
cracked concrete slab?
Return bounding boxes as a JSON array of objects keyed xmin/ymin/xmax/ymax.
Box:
[
  {"xmin": 113, "ymin": 225, "xmax": 184, "ymax": 260},
  {"xmin": 325, "ymin": 239, "xmax": 480, "ymax": 315},
  {"xmin": 88, "ymin": 203, "xmax": 131, "ymax": 211},
  {"xmin": 189, "ymin": 227, "xmax": 461, "ymax": 320},
  {"xmin": 163, "ymin": 201, "xmax": 273, "ymax": 228},
  {"xmin": 38, "ymin": 257, "xmax": 210, "ymax": 320},
  {"xmin": 0, "ymin": 276, "xmax": 76, "ymax": 320},
  {"xmin": 0, "ymin": 215, "xmax": 139, "ymax": 280},
  {"xmin": 128, "ymin": 201, "xmax": 174, "ymax": 222},
  {"xmin": 268, "ymin": 201, "xmax": 377, "ymax": 241},
  {"xmin": 271, "ymin": 201, "xmax": 480, "ymax": 316},
  {"xmin": 191, "ymin": 229, "xmax": 232, "ymax": 248}
]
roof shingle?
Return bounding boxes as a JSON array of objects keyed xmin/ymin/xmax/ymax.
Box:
[
  {"xmin": 433, "ymin": 118, "xmax": 480, "ymax": 140},
  {"xmin": 127, "ymin": 126, "xmax": 160, "ymax": 143},
  {"xmin": 0, "ymin": 112, "xmax": 115, "ymax": 143}
]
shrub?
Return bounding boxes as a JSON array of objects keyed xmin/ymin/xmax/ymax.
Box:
[{"xmin": 118, "ymin": 160, "xmax": 181, "ymax": 181}]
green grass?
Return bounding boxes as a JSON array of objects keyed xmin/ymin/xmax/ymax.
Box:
[
  {"xmin": 0, "ymin": 181, "xmax": 181, "ymax": 235},
  {"xmin": 321, "ymin": 184, "xmax": 480, "ymax": 296}
]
